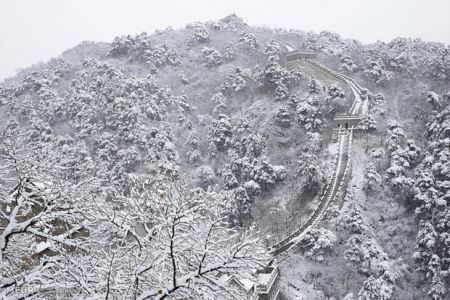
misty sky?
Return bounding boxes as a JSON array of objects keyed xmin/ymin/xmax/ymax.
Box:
[{"xmin": 1, "ymin": 0, "xmax": 449, "ymax": 81}]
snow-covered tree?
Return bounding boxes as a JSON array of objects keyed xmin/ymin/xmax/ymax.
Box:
[
  {"xmin": 385, "ymin": 120, "xmax": 405, "ymax": 151},
  {"xmin": 385, "ymin": 145, "xmax": 416, "ymax": 197},
  {"xmin": 364, "ymin": 60, "xmax": 392, "ymax": 86},
  {"xmin": 369, "ymin": 147, "xmax": 385, "ymax": 160},
  {"xmin": 0, "ymin": 137, "xmax": 271, "ymax": 299},
  {"xmin": 426, "ymin": 100, "xmax": 450, "ymax": 139},
  {"xmin": 90, "ymin": 179, "xmax": 269, "ymax": 299},
  {"xmin": 303, "ymin": 228, "xmax": 337, "ymax": 262},
  {"xmin": 425, "ymin": 56, "xmax": 449, "ymax": 80},
  {"xmin": 411, "ymin": 100, "xmax": 450, "ymax": 296},
  {"xmin": 238, "ymin": 133, "xmax": 265, "ymax": 158},
  {"xmin": 296, "ymin": 95, "xmax": 322, "ymax": 131},
  {"xmin": 340, "ymin": 55, "xmax": 358, "ymax": 73},
  {"xmin": 296, "ymin": 152, "xmax": 322, "ymax": 193},
  {"xmin": 341, "ymin": 206, "xmax": 366, "ymax": 235},
  {"xmin": 358, "ymin": 115, "xmax": 377, "ymax": 132},
  {"xmin": 238, "ymin": 32, "xmax": 259, "ymax": 53},
  {"xmin": 263, "ymin": 40, "xmax": 281, "ymax": 62},
  {"xmin": 274, "ymin": 80, "xmax": 289, "ymax": 101},
  {"xmin": 341, "ymin": 205, "xmax": 392, "ymax": 277},
  {"xmin": 201, "ymin": 47, "xmax": 223, "ymax": 67},
  {"xmin": 325, "ymin": 84, "xmax": 348, "ymax": 115},
  {"xmin": 222, "ymin": 169, "xmax": 239, "ymax": 190},
  {"xmin": 326, "ymin": 84, "xmax": 345, "ymax": 100},
  {"xmin": 243, "ymin": 180, "xmax": 261, "ymax": 200},
  {"xmin": 212, "ymin": 92, "xmax": 227, "ymax": 114},
  {"xmin": 0, "ymin": 129, "xmax": 93, "ymax": 299},
  {"xmin": 371, "ymin": 92, "xmax": 387, "ymax": 116},
  {"xmin": 308, "ymin": 77, "xmax": 320, "ymax": 95},
  {"xmin": 257, "ymin": 158, "xmax": 286, "ymax": 187},
  {"xmin": 230, "ymin": 187, "xmax": 252, "ymax": 226},
  {"xmin": 289, "ymin": 93, "xmax": 299, "ymax": 109},
  {"xmin": 364, "ymin": 162, "xmax": 381, "ymax": 192},
  {"xmin": 276, "ymin": 106, "xmax": 291, "ymax": 128},
  {"xmin": 207, "ymin": 140, "xmax": 218, "ymax": 161},
  {"xmin": 260, "ymin": 60, "xmax": 292, "ymax": 101},
  {"xmin": 357, "ymin": 263, "xmax": 398, "ymax": 300},
  {"xmin": 344, "ymin": 235, "xmax": 387, "ymax": 275},
  {"xmin": 183, "ymin": 131, "xmax": 202, "ymax": 164},
  {"xmin": 209, "ymin": 114, "xmax": 233, "ymax": 151},
  {"xmin": 192, "ymin": 25, "xmax": 210, "ymax": 43},
  {"xmin": 194, "ymin": 165, "xmax": 215, "ymax": 189},
  {"xmin": 385, "ymin": 138, "xmax": 421, "ymax": 195},
  {"xmin": 108, "ymin": 33, "xmax": 180, "ymax": 69},
  {"xmin": 428, "ymin": 267, "xmax": 447, "ymax": 300},
  {"xmin": 426, "ymin": 91, "xmax": 444, "ymax": 109},
  {"xmin": 221, "ymin": 67, "xmax": 249, "ymax": 97},
  {"xmin": 223, "ymin": 43, "xmax": 235, "ymax": 61}
]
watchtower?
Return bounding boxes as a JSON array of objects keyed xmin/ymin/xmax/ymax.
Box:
[
  {"xmin": 332, "ymin": 114, "xmax": 362, "ymax": 140},
  {"xmin": 286, "ymin": 50, "xmax": 316, "ymax": 62}
]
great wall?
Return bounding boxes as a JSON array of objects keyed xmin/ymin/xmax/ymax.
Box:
[{"xmin": 238, "ymin": 35, "xmax": 369, "ymax": 300}]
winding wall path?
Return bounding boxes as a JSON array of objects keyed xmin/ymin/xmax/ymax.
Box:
[
  {"xmin": 269, "ymin": 51, "xmax": 366, "ymax": 262},
  {"xmin": 239, "ymin": 31, "xmax": 370, "ymax": 298}
]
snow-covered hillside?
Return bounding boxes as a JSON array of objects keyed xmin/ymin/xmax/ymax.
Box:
[{"xmin": 0, "ymin": 14, "xmax": 449, "ymax": 300}]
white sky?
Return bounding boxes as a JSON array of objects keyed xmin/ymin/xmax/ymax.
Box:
[{"xmin": 1, "ymin": 0, "xmax": 449, "ymax": 81}]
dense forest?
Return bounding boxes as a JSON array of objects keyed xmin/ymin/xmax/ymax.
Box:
[{"xmin": 0, "ymin": 14, "xmax": 449, "ymax": 299}]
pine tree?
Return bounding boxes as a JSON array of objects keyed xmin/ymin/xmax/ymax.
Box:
[{"xmin": 276, "ymin": 106, "xmax": 291, "ymax": 128}]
